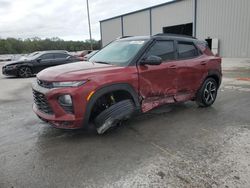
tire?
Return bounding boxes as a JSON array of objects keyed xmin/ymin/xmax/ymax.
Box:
[
  {"xmin": 18, "ymin": 66, "xmax": 32, "ymax": 78},
  {"xmin": 94, "ymin": 99, "xmax": 135, "ymax": 134},
  {"xmin": 196, "ymin": 78, "xmax": 218, "ymax": 107}
]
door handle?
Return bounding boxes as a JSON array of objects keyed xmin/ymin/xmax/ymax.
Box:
[
  {"xmin": 169, "ymin": 65, "xmax": 177, "ymax": 69},
  {"xmin": 200, "ymin": 61, "xmax": 208, "ymax": 65}
]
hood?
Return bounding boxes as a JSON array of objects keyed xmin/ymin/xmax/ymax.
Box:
[
  {"xmin": 4, "ymin": 59, "xmax": 29, "ymax": 66},
  {"xmin": 37, "ymin": 61, "xmax": 125, "ymax": 81},
  {"xmin": 4, "ymin": 60, "xmax": 23, "ymax": 66}
]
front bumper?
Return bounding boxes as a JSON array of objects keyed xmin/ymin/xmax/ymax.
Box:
[
  {"xmin": 2, "ymin": 66, "xmax": 18, "ymax": 76},
  {"xmin": 32, "ymin": 81, "xmax": 91, "ymax": 129},
  {"xmin": 33, "ymin": 104, "xmax": 83, "ymax": 129}
]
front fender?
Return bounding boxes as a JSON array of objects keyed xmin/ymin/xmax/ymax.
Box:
[{"xmin": 82, "ymin": 83, "xmax": 141, "ymax": 126}]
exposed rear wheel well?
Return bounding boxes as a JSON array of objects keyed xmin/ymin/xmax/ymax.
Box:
[{"xmin": 206, "ymin": 75, "xmax": 220, "ymax": 86}]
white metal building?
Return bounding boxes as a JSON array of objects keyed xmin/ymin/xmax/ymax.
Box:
[{"xmin": 100, "ymin": 0, "xmax": 250, "ymax": 58}]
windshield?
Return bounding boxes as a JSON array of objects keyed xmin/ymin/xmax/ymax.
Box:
[
  {"xmin": 19, "ymin": 52, "xmax": 41, "ymax": 61},
  {"xmin": 27, "ymin": 52, "xmax": 42, "ymax": 60},
  {"xmin": 89, "ymin": 40, "xmax": 146, "ymax": 66},
  {"xmin": 28, "ymin": 52, "xmax": 40, "ymax": 57}
]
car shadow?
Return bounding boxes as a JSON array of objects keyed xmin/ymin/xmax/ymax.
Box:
[
  {"xmin": 36, "ymin": 101, "xmax": 221, "ymax": 145},
  {"xmin": 2, "ymin": 75, "xmax": 36, "ymax": 79},
  {"xmin": 34, "ymin": 101, "xmax": 220, "ymax": 172},
  {"xmin": 36, "ymin": 101, "xmax": 214, "ymax": 142}
]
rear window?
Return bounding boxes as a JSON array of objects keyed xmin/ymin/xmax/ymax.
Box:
[
  {"xmin": 177, "ymin": 42, "xmax": 199, "ymax": 59},
  {"xmin": 40, "ymin": 53, "xmax": 54, "ymax": 60}
]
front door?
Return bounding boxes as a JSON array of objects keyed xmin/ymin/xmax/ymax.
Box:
[
  {"xmin": 35, "ymin": 53, "xmax": 54, "ymax": 73},
  {"xmin": 137, "ymin": 40, "xmax": 178, "ymax": 112}
]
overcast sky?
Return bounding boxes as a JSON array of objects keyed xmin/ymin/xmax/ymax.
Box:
[{"xmin": 0, "ymin": 0, "xmax": 171, "ymax": 41}]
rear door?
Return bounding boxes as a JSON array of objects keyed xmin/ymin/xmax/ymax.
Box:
[
  {"xmin": 176, "ymin": 41, "xmax": 206, "ymax": 98},
  {"xmin": 138, "ymin": 40, "xmax": 178, "ymax": 112},
  {"xmin": 53, "ymin": 53, "xmax": 71, "ymax": 66}
]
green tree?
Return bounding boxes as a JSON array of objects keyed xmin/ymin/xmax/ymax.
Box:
[{"xmin": 0, "ymin": 37, "xmax": 101, "ymax": 54}]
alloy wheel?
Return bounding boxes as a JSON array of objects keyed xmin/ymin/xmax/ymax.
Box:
[
  {"xmin": 203, "ymin": 81, "xmax": 217, "ymax": 104},
  {"xmin": 19, "ymin": 67, "xmax": 32, "ymax": 78}
]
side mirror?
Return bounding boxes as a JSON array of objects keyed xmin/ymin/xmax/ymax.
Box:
[
  {"xmin": 37, "ymin": 58, "xmax": 42, "ymax": 62},
  {"xmin": 141, "ymin": 55, "xmax": 162, "ymax": 66}
]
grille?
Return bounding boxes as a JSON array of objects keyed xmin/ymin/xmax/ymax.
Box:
[
  {"xmin": 33, "ymin": 90, "xmax": 54, "ymax": 114},
  {"xmin": 37, "ymin": 79, "xmax": 53, "ymax": 89}
]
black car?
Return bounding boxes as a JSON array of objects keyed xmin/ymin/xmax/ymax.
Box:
[{"xmin": 2, "ymin": 50, "xmax": 78, "ymax": 78}]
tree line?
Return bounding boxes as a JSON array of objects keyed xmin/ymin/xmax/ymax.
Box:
[{"xmin": 0, "ymin": 37, "xmax": 101, "ymax": 54}]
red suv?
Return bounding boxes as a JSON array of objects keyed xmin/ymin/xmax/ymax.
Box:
[{"xmin": 32, "ymin": 34, "xmax": 222, "ymax": 134}]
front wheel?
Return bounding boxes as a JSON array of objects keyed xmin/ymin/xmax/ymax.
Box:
[
  {"xmin": 196, "ymin": 78, "xmax": 218, "ymax": 107},
  {"xmin": 94, "ymin": 99, "xmax": 135, "ymax": 134},
  {"xmin": 18, "ymin": 66, "xmax": 32, "ymax": 78}
]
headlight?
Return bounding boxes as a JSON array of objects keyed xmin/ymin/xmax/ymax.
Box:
[
  {"xmin": 6, "ymin": 65, "xmax": 17, "ymax": 70},
  {"xmin": 52, "ymin": 81, "xmax": 87, "ymax": 88}
]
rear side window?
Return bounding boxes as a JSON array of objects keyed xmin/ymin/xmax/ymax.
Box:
[
  {"xmin": 54, "ymin": 53, "xmax": 68, "ymax": 59},
  {"xmin": 40, "ymin": 53, "xmax": 54, "ymax": 60},
  {"xmin": 146, "ymin": 41, "xmax": 175, "ymax": 61},
  {"xmin": 177, "ymin": 42, "xmax": 199, "ymax": 59}
]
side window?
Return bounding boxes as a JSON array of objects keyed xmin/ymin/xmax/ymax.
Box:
[
  {"xmin": 177, "ymin": 42, "xmax": 199, "ymax": 59},
  {"xmin": 54, "ymin": 53, "xmax": 68, "ymax": 59},
  {"xmin": 146, "ymin": 40, "xmax": 175, "ymax": 61},
  {"xmin": 40, "ymin": 53, "xmax": 54, "ymax": 60}
]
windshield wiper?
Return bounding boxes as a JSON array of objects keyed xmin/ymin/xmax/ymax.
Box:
[{"xmin": 93, "ymin": 61, "xmax": 111, "ymax": 65}]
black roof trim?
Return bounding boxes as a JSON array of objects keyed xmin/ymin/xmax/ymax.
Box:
[
  {"xmin": 40, "ymin": 50, "xmax": 69, "ymax": 54},
  {"xmin": 116, "ymin": 34, "xmax": 199, "ymax": 42},
  {"xmin": 116, "ymin": 36, "xmax": 134, "ymax": 39},
  {"xmin": 118, "ymin": 36, "xmax": 151, "ymax": 41},
  {"xmin": 154, "ymin": 33, "xmax": 197, "ymax": 39},
  {"xmin": 100, "ymin": 0, "xmax": 182, "ymax": 23}
]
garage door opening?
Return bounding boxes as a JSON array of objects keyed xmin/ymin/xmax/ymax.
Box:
[{"xmin": 163, "ymin": 23, "xmax": 193, "ymax": 36}]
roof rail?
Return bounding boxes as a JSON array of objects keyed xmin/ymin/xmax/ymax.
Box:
[
  {"xmin": 154, "ymin": 33, "xmax": 197, "ymax": 39},
  {"xmin": 116, "ymin": 36, "xmax": 133, "ymax": 39}
]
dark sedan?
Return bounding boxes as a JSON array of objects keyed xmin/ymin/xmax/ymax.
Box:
[{"xmin": 2, "ymin": 50, "xmax": 78, "ymax": 78}]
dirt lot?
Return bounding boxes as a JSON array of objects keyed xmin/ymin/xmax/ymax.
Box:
[{"xmin": 0, "ymin": 59, "xmax": 250, "ymax": 188}]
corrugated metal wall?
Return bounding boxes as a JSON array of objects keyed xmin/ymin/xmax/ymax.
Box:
[
  {"xmin": 196, "ymin": 0, "xmax": 250, "ymax": 57},
  {"xmin": 101, "ymin": 17, "xmax": 122, "ymax": 46},
  {"xmin": 100, "ymin": 0, "xmax": 192, "ymax": 46},
  {"xmin": 100, "ymin": 0, "xmax": 250, "ymax": 57},
  {"xmin": 151, "ymin": 0, "xmax": 193, "ymax": 34},
  {"xmin": 123, "ymin": 10, "xmax": 150, "ymax": 36}
]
